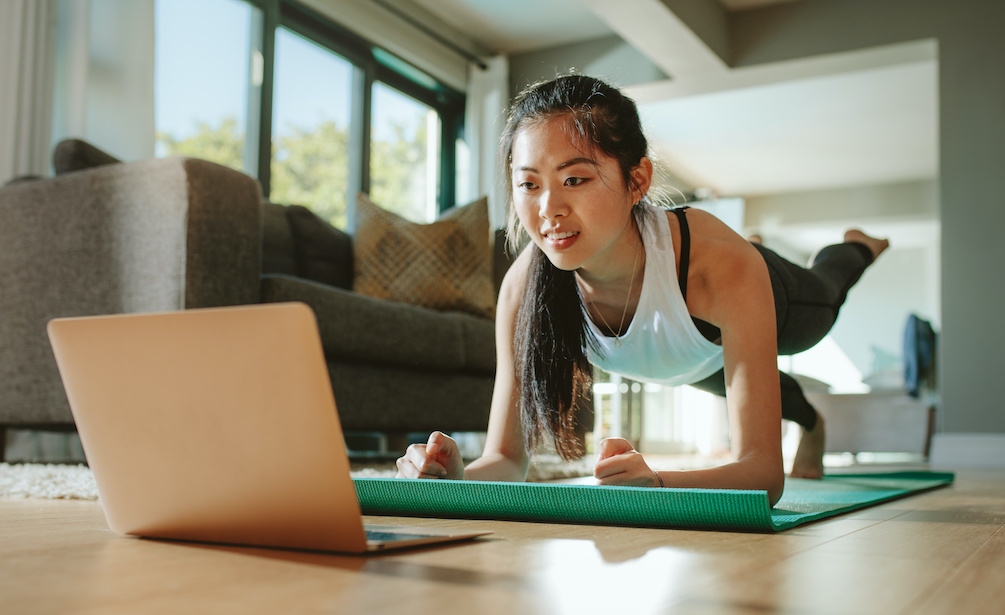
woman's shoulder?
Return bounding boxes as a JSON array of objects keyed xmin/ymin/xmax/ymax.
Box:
[
  {"xmin": 497, "ymin": 243, "xmax": 534, "ymax": 312},
  {"xmin": 678, "ymin": 205, "xmax": 722, "ymax": 230},
  {"xmin": 504, "ymin": 242, "xmax": 535, "ymax": 279},
  {"xmin": 681, "ymin": 206, "xmax": 748, "ymax": 251},
  {"xmin": 681, "ymin": 207, "xmax": 766, "ymax": 307}
]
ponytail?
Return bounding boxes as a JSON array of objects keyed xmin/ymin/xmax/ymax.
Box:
[
  {"xmin": 500, "ymin": 75, "xmax": 657, "ymax": 460},
  {"xmin": 513, "ymin": 247, "xmax": 595, "ymax": 460}
]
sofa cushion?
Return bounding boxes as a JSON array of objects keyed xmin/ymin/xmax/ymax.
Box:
[
  {"xmin": 260, "ymin": 274, "xmax": 495, "ymax": 374},
  {"xmin": 261, "ymin": 202, "xmax": 353, "ymax": 290},
  {"xmin": 326, "ymin": 363, "xmax": 493, "ymax": 433},
  {"xmin": 260, "ymin": 201, "xmax": 298, "ymax": 277},
  {"xmin": 286, "ymin": 204, "xmax": 353, "ymax": 289},
  {"xmin": 352, "ymin": 194, "xmax": 495, "ymax": 319},
  {"xmin": 52, "ymin": 139, "xmax": 121, "ymax": 175}
]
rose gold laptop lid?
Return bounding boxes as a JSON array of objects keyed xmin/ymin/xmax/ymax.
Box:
[{"xmin": 47, "ymin": 302, "xmax": 489, "ymax": 553}]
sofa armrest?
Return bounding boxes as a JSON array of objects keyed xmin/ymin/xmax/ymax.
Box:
[
  {"xmin": 0, "ymin": 156, "xmax": 261, "ymax": 426},
  {"xmin": 179, "ymin": 158, "xmax": 262, "ymax": 308},
  {"xmin": 2, "ymin": 156, "xmax": 261, "ymax": 315}
]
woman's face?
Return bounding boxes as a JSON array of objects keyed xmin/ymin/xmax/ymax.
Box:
[{"xmin": 510, "ymin": 116, "xmax": 649, "ymax": 275}]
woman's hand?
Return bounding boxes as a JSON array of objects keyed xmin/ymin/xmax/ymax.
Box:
[
  {"xmin": 594, "ymin": 437, "xmax": 661, "ymax": 487},
  {"xmin": 395, "ymin": 431, "xmax": 466, "ymax": 480}
]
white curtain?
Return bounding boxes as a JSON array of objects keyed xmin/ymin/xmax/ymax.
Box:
[
  {"xmin": 462, "ymin": 55, "xmax": 509, "ymax": 230},
  {"xmin": 0, "ymin": 0, "xmax": 56, "ymax": 184},
  {"xmin": 0, "ymin": 0, "xmax": 154, "ymax": 184},
  {"xmin": 49, "ymin": 0, "xmax": 156, "ymax": 164},
  {"xmin": 49, "ymin": 0, "xmax": 91, "ymax": 155}
]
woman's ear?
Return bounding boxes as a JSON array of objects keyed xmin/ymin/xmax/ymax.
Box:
[{"xmin": 631, "ymin": 157, "xmax": 654, "ymax": 202}]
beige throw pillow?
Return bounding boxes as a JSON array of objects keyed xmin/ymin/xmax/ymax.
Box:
[{"xmin": 352, "ymin": 194, "xmax": 495, "ymax": 319}]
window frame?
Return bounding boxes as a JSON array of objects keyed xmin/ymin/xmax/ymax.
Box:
[{"xmin": 243, "ymin": 0, "xmax": 464, "ymax": 226}]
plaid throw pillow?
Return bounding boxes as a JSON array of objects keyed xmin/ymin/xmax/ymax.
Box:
[{"xmin": 352, "ymin": 194, "xmax": 495, "ymax": 319}]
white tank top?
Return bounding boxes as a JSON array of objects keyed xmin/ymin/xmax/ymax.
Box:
[{"xmin": 584, "ymin": 206, "xmax": 724, "ymax": 385}]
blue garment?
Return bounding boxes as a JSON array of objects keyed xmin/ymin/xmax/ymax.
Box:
[{"xmin": 904, "ymin": 313, "xmax": 937, "ymax": 398}]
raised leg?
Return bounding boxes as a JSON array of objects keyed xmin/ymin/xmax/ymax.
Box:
[{"xmin": 843, "ymin": 229, "xmax": 890, "ymax": 262}]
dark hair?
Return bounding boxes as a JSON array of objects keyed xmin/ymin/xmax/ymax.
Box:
[{"xmin": 499, "ymin": 75, "xmax": 653, "ymax": 460}]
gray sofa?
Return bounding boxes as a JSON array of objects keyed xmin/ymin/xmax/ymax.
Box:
[
  {"xmin": 257, "ymin": 200, "xmax": 499, "ymax": 435},
  {"xmin": 0, "ymin": 140, "xmax": 503, "ymax": 458}
]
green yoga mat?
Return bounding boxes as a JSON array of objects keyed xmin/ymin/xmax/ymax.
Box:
[{"xmin": 353, "ymin": 471, "xmax": 954, "ymax": 532}]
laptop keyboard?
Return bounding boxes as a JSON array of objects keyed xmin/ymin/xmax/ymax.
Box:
[{"xmin": 365, "ymin": 530, "xmax": 436, "ymax": 542}]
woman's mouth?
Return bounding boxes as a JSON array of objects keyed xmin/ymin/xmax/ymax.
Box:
[{"xmin": 544, "ymin": 230, "xmax": 580, "ymax": 249}]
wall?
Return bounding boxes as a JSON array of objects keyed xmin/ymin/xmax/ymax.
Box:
[
  {"xmin": 50, "ymin": 0, "xmax": 156, "ymax": 162},
  {"xmin": 509, "ymin": 34, "xmax": 668, "ymax": 97},
  {"xmin": 729, "ymin": 0, "xmax": 1005, "ymax": 438},
  {"xmin": 744, "ymin": 180, "xmax": 939, "ymax": 232},
  {"xmin": 936, "ymin": 8, "xmax": 1005, "ymax": 435},
  {"xmin": 0, "ymin": 0, "xmax": 55, "ymax": 183},
  {"xmin": 746, "ymin": 179, "xmax": 941, "ymax": 381},
  {"xmin": 509, "ymin": 33, "xmax": 941, "ymax": 389},
  {"xmin": 301, "ymin": 0, "xmax": 480, "ymax": 93},
  {"xmin": 509, "ymin": 37, "xmax": 692, "ymax": 196},
  {"xmin": 511, "ymin": 0, "xmax": 1005, "ymax": 456}
]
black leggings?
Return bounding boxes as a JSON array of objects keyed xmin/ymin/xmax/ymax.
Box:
[{"xmin": 688, "ymin": 241, "xmax": 873, "ymax": 431}]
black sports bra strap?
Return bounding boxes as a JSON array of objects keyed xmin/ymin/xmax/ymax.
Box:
[
  {"xmin": 672, "ymin": 206, "xmax": 723, "ymax": 345},
  {"xmin": 670, "ymin": 206, "xmax": 690, "ymax": 301}
]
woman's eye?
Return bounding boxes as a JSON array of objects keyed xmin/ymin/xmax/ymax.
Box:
[
  {"xmin": 518, "ymin": 181, "xmax": 538, "ymax": 190},
  {"xmin": 565, "ymin": 177, "xmax": 586, "ymax": 186}
]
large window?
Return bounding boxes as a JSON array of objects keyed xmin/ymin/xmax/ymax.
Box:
[
  {"xmin": 154, "ymin": 0, "xmax": 257, "ymax": 172},
  {"xmin": 270, "ymin": 27, "xmax": 353, "ymax": 227},
  {"xmin": 371, "ymin": 82, "xmax": 440, "ymax": 223},
  {"xmin": 154, "ymin": 0, "xmax": 464, "ymax": 228}
]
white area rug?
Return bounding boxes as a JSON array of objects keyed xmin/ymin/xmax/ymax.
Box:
[
  {"xmin": 0, "ymin": 456, "xmax": 600, "ymax": 501},
  {"xmin": 0, "ymin": 453, "xmax": 720, "ymax": 501},
  {"xmin": 0, "ymin": 463, "xmax": 98, "ymax": 500}
]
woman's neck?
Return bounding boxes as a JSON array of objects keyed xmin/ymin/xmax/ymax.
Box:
[{"xmin": 575, "ymin": 221, "xmax": 646, "ymax": 312}]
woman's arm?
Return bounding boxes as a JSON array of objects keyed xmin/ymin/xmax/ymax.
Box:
[
  {"xmin": 690, "ymin": 217, "xmax": 785, "ymax": 503},
  {"xmin": 396, "ymin": 248, "xmax": 532, "ymax": 481},
  {"xmin": 462, "ymin": 247, "xmax": 532, "ymax": 480},
  {"xmin": 595, "ymin": 210, "xmax": 785, "ymax": 504}
]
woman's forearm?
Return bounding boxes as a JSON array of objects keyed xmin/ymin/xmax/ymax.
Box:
[
  {"xmin": 656, "ymin": 455, "xmax": 785, "ymax": 506},
  {"xmin": 463, "ymin": 452, "xmax": 529, "ymax": 482}
]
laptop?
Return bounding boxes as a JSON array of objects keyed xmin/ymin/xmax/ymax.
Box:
[{"xmin": 47, "ymin": 302, "xmax": 491, "ymax": 553}]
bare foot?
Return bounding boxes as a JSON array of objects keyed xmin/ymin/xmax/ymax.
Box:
[
  {"xmin": 844, "ymin": 229, "xmax": 890, "ymax": 262},
  {"xmin": 790, "ymin": 412, "xmax": 825, "ymax": 479}
]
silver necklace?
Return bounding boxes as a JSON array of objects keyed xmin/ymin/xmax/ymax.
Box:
[{"xmin": 588, "ymin": 240, "xmax": 641, "ymax": 348}]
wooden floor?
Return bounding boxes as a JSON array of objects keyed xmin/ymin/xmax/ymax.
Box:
[{"xmin": 2, "ymin": 468, "xmax": 1003, "ymax": 614}]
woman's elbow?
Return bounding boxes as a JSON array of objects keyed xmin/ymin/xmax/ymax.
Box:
[
  {"xmin": 742, "ymin": 454, "xmax": 785, "ymax": 506},
  {"xmin": 765, "ymin": 466, "xmax": 786, "ymax": 507}
]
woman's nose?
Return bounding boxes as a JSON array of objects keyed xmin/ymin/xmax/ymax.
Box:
[{"xmin": 538, "ymin": 190, "xmax": 568, "ymax": 219}]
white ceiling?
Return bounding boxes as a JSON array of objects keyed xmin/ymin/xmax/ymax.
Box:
[
  {"xmin": 640, "ymin": 61, "xmax": 938, "ymax": 196},
  {"xmin": 408, "ymin": 0, "xmax": 939, "ymax": 201},
  {"xmin": 408, "ymin": 0, "xmax": 613, "ymax": 55}
]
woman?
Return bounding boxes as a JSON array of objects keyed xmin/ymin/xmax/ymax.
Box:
[{"xmin": 395, "ymin": 75, "xmax": 887, "ymax": 505}]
